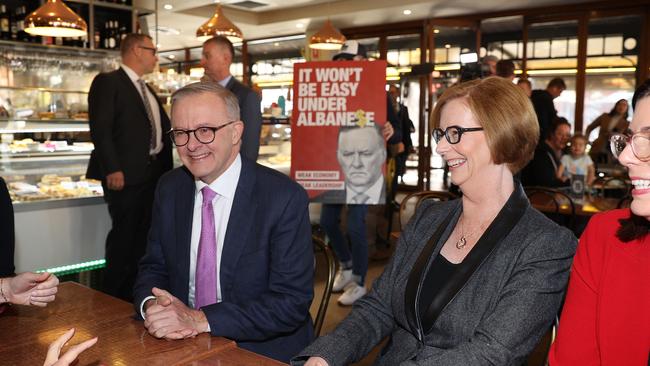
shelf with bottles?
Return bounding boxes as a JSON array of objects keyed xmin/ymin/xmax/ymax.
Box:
[
  {"xmin": 0, "ymin": 0, "xmax": 135, "ymax": 51},
  {"xmin": 93, "ymin": 6, "xmax": 131, "ymax": 51}
]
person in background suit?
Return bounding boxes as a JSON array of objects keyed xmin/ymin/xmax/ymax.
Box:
[
  {"xmin": 521, "ymin": 117, "xmax": 571, "ymax": 187},
  {"xmin": 201, "ymin": 36, "xmax": 262, "ymax": 161},
  {"xmin": 496, "ymin": 59, "xmax": 515, "ymax": 81},
  {"xmin": 531, "ymin": 77, "xmax": 566, "ymax": 143},
  {"xmin": 293, "ymin": 77, "xmax": 576, "ymax": 366},
  {"xmin": 0, "ymin": 177, "xmax": 15, "ymax": 278},
  {"xmin": 133, "ymin": 82, "xmax": 313, "ymax": 363},
  {"xmin": 86, "ymin": 33, "xmax": 173, "ymax": 301}
]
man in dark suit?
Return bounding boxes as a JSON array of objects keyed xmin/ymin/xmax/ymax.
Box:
[
  {"xmin": 531, "ymin": 78, "xmax": 566, "ymax": 143},
  {"xmin": 200, "ymin": 36, "xmax": 262, "ymax": 161},
  {"xmin": 133, "ymin": 82, "xmax": 313, "ymax": 363},
  {"xmin": 86, "ymin": 33, "xmax": 173, "ymax": 301}
]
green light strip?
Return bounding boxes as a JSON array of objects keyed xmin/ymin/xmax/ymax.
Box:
[{"xmin": 37, "ymin": 259, "xmax": 106, "ymax": 275}]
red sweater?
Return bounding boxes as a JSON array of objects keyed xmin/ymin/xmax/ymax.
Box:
[{"xmin": 549, "ymin": 209, "xmax": 650, "ymax": 365}]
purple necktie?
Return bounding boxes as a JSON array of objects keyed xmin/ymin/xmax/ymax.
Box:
[{"xmin": 195, "ymin": 186, "xmax": 217, "ymax": 309}]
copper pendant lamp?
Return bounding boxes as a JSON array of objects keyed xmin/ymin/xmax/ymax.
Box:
[
  {"xmin": 309, "ymin": 19, "xmax": 345, "ymax": 50},
  {"xmin": 24, "ymin": 0, "xmax": 87, "ymax": 38},
  {"xmin": 196, "ymin": 4, "xmax": 243, "ymax": 43}
]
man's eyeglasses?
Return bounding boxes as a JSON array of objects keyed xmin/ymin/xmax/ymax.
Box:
[
  {"xmin": 139, "ymin": 46, "xmax": 157, "ymax": 55},
  {"xmin": 432, "ymin": 125, "xmax": 484, "ymax": 145},
  {"xmin": 167, "ymin": 121, "xmax": 237, "ymax": 147},
  {"xmin": 610, "ymin": 131, "xmax": 650, "ymax": 161}
]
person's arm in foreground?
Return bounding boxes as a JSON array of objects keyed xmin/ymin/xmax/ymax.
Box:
[
  {"xmin": 43, "ymin": 328, "xmax": 98, "ymax": 366},
  {"xmin": 1, "ymin": 272, "xmax": 58, "ymax": 306}
]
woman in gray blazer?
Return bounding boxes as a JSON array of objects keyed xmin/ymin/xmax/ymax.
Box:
[{"xmin": 293, "ymin": 77, "xmax": 577, "ymax": 366}]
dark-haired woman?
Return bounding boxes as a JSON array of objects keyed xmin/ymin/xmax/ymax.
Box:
[
  {"xmin": 585, "ymin": 99, "xmax": 629, "ymax": 164},
  {"xmin": 549, "ymin": 85, "xmax": 650, "ymax": 365}
]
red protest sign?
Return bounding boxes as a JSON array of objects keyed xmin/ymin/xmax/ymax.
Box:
[{"xmin": 291, "ymin": 60, "xmax": 387, "ymax": 204}]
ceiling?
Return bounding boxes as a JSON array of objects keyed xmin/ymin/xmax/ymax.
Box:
[{"xmin": 133, "ymin": 0, "xmax": 595, "ymax": 52}]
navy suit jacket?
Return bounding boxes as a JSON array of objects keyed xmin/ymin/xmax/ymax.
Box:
[
  {"xmin": 226, "ymin": 77, "xmax": 262, "ymax": 162},
  {"xmin": 133, "ymin": 157, "xmax": 314, "ymax": 362}
]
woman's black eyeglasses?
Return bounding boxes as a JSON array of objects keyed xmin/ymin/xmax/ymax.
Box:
[
  {"xmin": 432, "ymin": 125, "xmax": 484, "ymax": 144},
  {"xmin": 167, "ymin": 121, "xmax": 237, "ymax": 147}
]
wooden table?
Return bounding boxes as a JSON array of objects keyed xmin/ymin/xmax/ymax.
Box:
[
  {"xmin": 530, "ymin": 195, "xmax": 620, "ymax": 216},
  {"xmin": 0, "ymin": 282, "xmax": 285, "ymax": 365}
]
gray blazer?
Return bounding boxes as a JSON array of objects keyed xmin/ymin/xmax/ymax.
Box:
[
  {"xmin": 226, "ymin": 77, "xmax": 262, "ymax": 161},
  {"xmin": 293, "ymin": 183, "xmax": 577, "ymax": 365}
]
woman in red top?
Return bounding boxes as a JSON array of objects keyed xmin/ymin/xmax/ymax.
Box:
[{"xmin": 549, "ymin": 81, "xmax": 650, "ymax": 365}]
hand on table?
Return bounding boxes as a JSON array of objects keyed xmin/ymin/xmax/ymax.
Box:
[
  {"xmin": 43, "ymin": 328, "xmax": 98, "ymax": 366},
  {"xmin": 106, "ymin": 171, "xmax": 125, "ymax": 191},
  {"xmin": 305, "ymin": 356, "xmax": 330, "ymax": 366},
  {"xmin": 2, "ymin": 272, "xmax": 59, "ymax": 306},
  {"xmin": 144, "ymin": 287, "xmax": 209, "ymax": 340}
]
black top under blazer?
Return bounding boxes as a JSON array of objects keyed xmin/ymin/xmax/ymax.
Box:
[{"xmin": 294, "ymin": 183, "xmax": 577, "ymax": 366}]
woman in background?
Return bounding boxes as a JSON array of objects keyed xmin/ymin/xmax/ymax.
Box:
[
  {"xmin": 585, "ymin": 99, "xmax": 629, "ymax": 164},
  {"xmin": 549, "ymin": 82, "xmax": 650, "ymax": 365}
]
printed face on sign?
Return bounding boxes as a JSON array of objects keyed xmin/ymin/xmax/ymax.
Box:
[{"xmin": 337, "ymin": 127, "xmax": 386, "ymax": 190}]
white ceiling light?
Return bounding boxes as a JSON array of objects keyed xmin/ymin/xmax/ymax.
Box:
[
  {"xmin": 403, "ymin": 9, "xmax": 412, "ymax": 15},
  {"xmin": 296, "ymin": 23, "xmax": 304, "ymax": 28},
  {"xmin": 164, "ymin": 4, "xmax": 173, "ymax": 10}
]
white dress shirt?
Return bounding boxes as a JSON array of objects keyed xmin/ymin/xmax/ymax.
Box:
[
  {"xmin": 188, "ymin": 154, "xmax": 242, "ymax": 308},
  {"xmin": 140, "ymin": 154, "xmax": 241, "ymax": 320},
  {"xmin": 120, "ymin": 64, "xmax": 163, "ymax": 155},
  {"xmin": 346, "ymin": 175, "xmax": 384, "ymax": 204},
  {"xmin": 218, "ymin": 75, "xmax": 232, "ymax": 88}
]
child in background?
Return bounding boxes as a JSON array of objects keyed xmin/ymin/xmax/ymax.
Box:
[{"xmin": 557, "ymin": 134, "xmax": 595, "ymax": 185}]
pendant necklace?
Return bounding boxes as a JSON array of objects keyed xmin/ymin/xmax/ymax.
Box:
[
  {"xmin": 455, "ymin": 216, "xmax": 469, "ymax": 249},
  {"xmin": 455, "ymin": 215, "xmax": 486, "ymax": 250}
]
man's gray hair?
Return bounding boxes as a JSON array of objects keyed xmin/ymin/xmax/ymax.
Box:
[{"xmin": 171, "ymin": 82, "xmax": 240, "ymax": 121}]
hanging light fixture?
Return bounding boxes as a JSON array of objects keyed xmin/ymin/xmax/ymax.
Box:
[
  {"xmin": 196, "ymin": 4, "xmax": 243, "ymax": 43},
  {"xmin": 24, "ymin": 0, "xmax": 87, "ymax": 38},
  {"xmin": 309, "ymin": 19, "xmax": 346, "ymax": 50}
]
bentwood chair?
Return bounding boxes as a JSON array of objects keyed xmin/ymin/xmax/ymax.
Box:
[
  {"xmin": 398, "ymin": 190, "xmax": 458, "ymax": 231},
  {"xmin": 312, "ymin": 234, "xmax": 335, "ymax": 337},
  {"xmin": 525, "ymin": 186, "xmax": 577, "ymax": 234},
  {"xmin": 592, "ymin": 177, "xmax": 630, "ymax": 199}
]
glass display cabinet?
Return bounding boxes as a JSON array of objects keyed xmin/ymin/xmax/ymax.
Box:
[{"xmin": 0, "ymin": 43, "xmax": 119, "ymax": 272}]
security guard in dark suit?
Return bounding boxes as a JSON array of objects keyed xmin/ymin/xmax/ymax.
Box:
[{"xmin": 86, "ymin": 34, "xmax": 172, "ymax": 301}]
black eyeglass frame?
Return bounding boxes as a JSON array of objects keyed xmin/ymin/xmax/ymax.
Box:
[
  {"xmin": 138, "ymin": 45, "xmax": 158, "ymax": 55},
  {"xmin": 610, "ymin": 131, "xmax": 650, "ymax": 161},
  {"xmin": 167, "ymin": 120, "xmax": 237, "ymax": 147},
  {"xmin": 432, "ymin": 125, "xmax": 485, "ymax": 145}
]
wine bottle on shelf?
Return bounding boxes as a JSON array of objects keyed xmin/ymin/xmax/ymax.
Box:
[
  {"xmin": 108, "ymin": 20, "xmax": 117, "ymax": 49},
  {"xmin": 102, "ymin": 21, "xmax": 109, "ymax": 49},
  {"xmin": 0, "ymin": 5, "xmax": 10, "ymax": 40},
  {"xmin": 9, "ymin": 5, "xmax": 17, "ymax": 40},
  {"xmin": 16, "ymin": 6, "xmax": 29, "ymax": 42}
]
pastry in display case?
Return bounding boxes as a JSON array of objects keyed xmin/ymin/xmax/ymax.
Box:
[
  {"xmin": 258, "ymin": 120, "xmax": 292, "ymax": 175},
  {"xmin": 0, "ymin": 44, "xmax": 118, "ymax": 205}
]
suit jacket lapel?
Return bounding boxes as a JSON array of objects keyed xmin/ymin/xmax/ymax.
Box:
[
  {"xmin": 219, "ymin": 157, "xmax": 257, "ymax": 299},
  {"xmin": 418, "ymin": 183, "xmax": 529, "ymax": 335},
  {"xmin": 117, "ymin": 68, "xmax": 150, "ymax": 122},
  {"xmin": 175, "ymin": 167, "xmax": 195, "ymax": 304}
]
